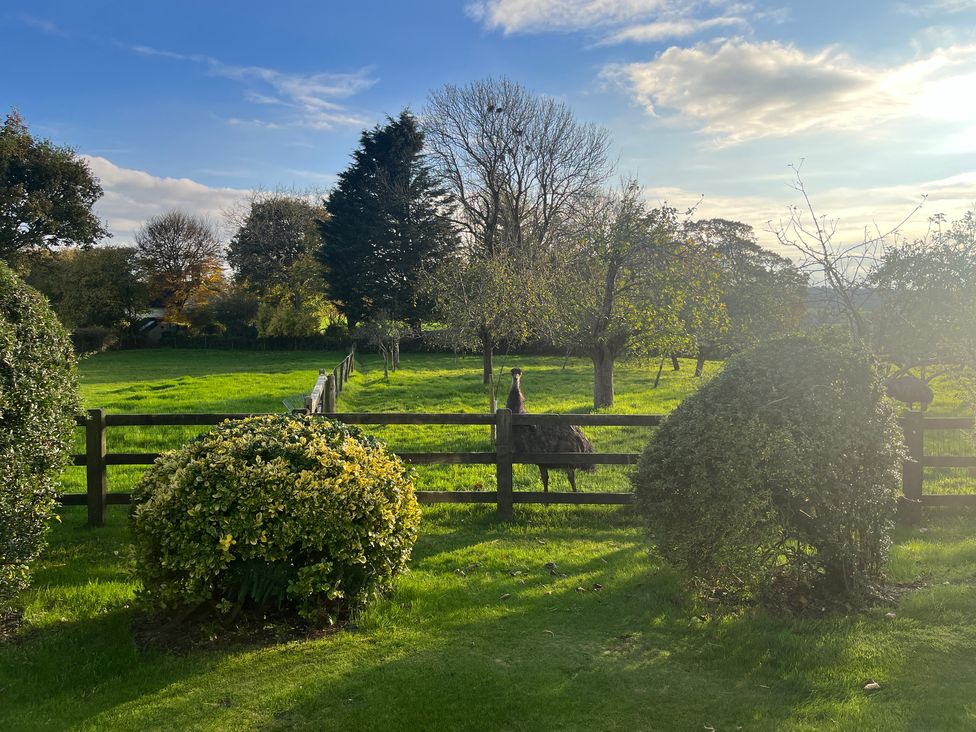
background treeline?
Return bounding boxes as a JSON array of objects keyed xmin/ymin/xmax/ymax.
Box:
[{"xmin": 3, "ymin": 79, "xmax": 975, "ymax": 409}]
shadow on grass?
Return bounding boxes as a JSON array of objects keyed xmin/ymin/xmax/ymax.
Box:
[{"xmin": 4, "ymin": 506, "xmax": 976, "ymax": 730}]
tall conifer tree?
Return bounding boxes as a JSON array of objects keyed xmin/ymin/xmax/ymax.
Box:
[{"xmin": 319, "ymin": 110, "xmax": 457, "ymax": 327}]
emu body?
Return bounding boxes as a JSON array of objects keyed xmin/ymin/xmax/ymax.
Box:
[
  {"xmin": 506, "ymin": 368, "xmax": 595, "ymax": 492},
  {"xmin": 885, "ymin": 374, "xmax": 934, "ymax": 411}
]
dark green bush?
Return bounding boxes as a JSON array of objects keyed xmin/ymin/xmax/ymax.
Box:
[
  {"xmin": 632, "ymin": 335, "xmax": 902, "ymax": 609},
  {"xmin": 0, "ymin": 263, "xmax": 78, "ymax": 611},
  {"xmin": 131, "ymin": 414, "xmax": 420, "ymax": 623}
]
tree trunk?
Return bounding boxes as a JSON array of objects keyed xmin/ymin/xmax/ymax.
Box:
[
  {"xmin": 695, "ymin": 350, "xmax": 707, "ymax": 378},
  {"xmin": 592, "ymin": 345, "xmax": 615, "ymax": 409},
  {"xmin": 392, "ymin": 339, "xmax": 400, "ymax": 371},
  {"xmin": 671, "ymin": 355, "xmax": 680, "ymax": 371},
  {"xmin": 653, "ymin": 356, "xmax": 666, "ymax": 389},
  {"xmin": 482, "ymin": 335, "xmax": 493, "ymax": 385}
]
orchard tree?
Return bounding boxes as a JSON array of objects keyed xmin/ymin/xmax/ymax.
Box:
[
  {"xmin": 423, "ymin": 254, "xmax": 550, "ymax": 388},
  {"xmin": 0, "ymin": 111, "xmax": 108, "ymax": 263},
  {"xmin": 423, "ymin": 78, "xmax": 611, "ymax": 382},
  {"xmin": 135, "ymin": 211, "xmax": 224, "ymax": 325},
  {"xmin": 320, "ymin": 110, "xmax": 458, "ymax": 327},
  {"xmin": 683, "ymin": 218, "xmax": 807, "ymax": 375},
  {"xmin": 770, "ymin": 165, "xmax": 976, "ymax": 388},
  {"xmin": 550, "ymin": 183, "xmax": 724, "ymax": 409},
  {"xmin": 870, "ymin": 210, "xmax": 976, "ymax": 377}
]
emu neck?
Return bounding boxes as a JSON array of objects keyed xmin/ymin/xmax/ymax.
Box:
[{"xmin": 506, "ymin": 378, "xmax": 527, "ymax": 414}]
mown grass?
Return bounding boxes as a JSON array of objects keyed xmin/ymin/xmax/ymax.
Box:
[
  {"xmin": 65, "ymin": 349, "xmax": 718, "ymax": 495},
  {"xmin": 3, "ymin": 348, "xmax": 974, "ymax": 730},
  {"xmin": 3, "ymin": 503, "xmax": 975, "ymax": 730}
]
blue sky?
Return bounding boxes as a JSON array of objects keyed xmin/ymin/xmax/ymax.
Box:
[{"xmin": 4, "ymin": 0, "xmax": 976, "ymax": 249}]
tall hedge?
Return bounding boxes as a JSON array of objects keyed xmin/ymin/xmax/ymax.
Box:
[
  {"xmin": 632, "ymin": 335, "xmax": 903, "ymax": 609},
  {"xmin": 0, "ymin": 262, "xmax": 78, "ymax": 610}
]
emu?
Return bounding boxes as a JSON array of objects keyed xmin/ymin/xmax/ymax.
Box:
[
  {"xmin": 885, "ymin": 374, "xmax": 934, "ymax": 411},
  {"xmin": 506, "ymin": 367, "xmax": 595, "ymax": 492}
]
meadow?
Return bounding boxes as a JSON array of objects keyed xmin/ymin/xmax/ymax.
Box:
[{"xmin": 2, "ymin": 348, "xmax": 975, "ymax": 730}]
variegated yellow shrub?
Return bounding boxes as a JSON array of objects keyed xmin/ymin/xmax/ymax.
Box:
[{"xmin": 130, "ymin": 414, "xmax": 420, "ymax": 623}]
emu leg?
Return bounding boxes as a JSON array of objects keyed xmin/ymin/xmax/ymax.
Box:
[
  {"xmin": 539, "ymin": 466, "xmax": 549, "ymax": 494},
  {"xmin": 567, "ymin": 468, "xmax": 578, "ymax": 492}
]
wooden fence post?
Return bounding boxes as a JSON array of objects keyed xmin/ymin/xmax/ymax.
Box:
[
  {"xmin": 495, "ymin": 408, "xmax": 513, "ymax": 521},
  {"xmin": 901, "ymin": 411, "xmax": 924, "ymax": 525},
  {"xmin": 325, "ymin": 373, "xmax": 337, "ymax": 413},
  {"xmin": 86, "ymin": 408, "xmax": 108, "ymax": 527}
]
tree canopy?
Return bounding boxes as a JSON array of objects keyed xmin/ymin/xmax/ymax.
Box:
[
  {"xmin": 319, "ymin": 110, "xmax": 457, "ymax": 327},
  {"xmin": 227, "ymin": 193, "xmax": 325, "ymax": 297},
  {"xmin": 0, "ymin": 111, "xmax": 108, "ymax": 263},
  {"xmin": 682, "ymin": 218, "xmax": 807, "ymax": 372},
  {"xmin": 24, "ymin": 246, "xmax": 146, "ymax": 329},
  {"xmin": 135, "ymin": 210, "xmax": 224, "ymax": 325},
  {"xmin": 549, "ymin": 183, "xmax": 724, "ymax": 408}
]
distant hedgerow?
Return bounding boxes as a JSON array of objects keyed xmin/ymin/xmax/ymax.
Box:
[
  {"xmin": 131, "ymin": 414, "xmax": 420, "ymax": 624},
  {"xmin": 632, "ymin": 335, "xmax": 903, "ymax": 610},
  {"xmin": 1, "ymin": 262, "xmax": 78, "ymax": 611}
]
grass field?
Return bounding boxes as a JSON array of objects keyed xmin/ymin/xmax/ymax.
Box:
[
  {"xmin": 3, "ymin": 348, "xmax": 975, "ymax": 730},
  {"xmin": 65, "ymin": 348, "xmax": 720, "ymax": 495}
]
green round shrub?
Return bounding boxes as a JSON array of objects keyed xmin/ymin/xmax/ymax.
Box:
[
  {"xmin": 0, "ymin": 262, "xmax": 78, "ymax": 611},
  {"xmin": 131, "ymin": 414, "xmax": 420, "ymax": 623},
  {"xmin": 632, "ymin": 335, "xmax": 903, "ymax": 609}
]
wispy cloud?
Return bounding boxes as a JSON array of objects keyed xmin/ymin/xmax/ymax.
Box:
[
  {"xmin": 467, "ymin": 0, "xmax": 754, "ymax": 44},
  {"xmin": 897, "ymin": 0, "xmax": 976, "ymax": 15},
  {"xmin": 15, "ymin": 14, "xmax": 71, "ymax": 37},
  {"xmin": 129, "ymin": 45, "xmax": 376, "ymax": 130},
  {"xmin": 606, "ymin": 40, "xmax": 976, "ymax": 145}
]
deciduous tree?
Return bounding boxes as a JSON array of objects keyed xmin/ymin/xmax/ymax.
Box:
[
  {"xmin": 683, "ymin": 218, "xmax": 807, "ymax": 375},
  {"xmin": 550, "ymin": 183, "xmax": 724, "ymax": 408},
  {"xmin": 423, "ymin": 79, "xmax": 611, "ymax": 382},
  {"xmin": 0, "ymin": 111, "xmax": 108, "ymax": 263},
  {"xmin": 24, "ymin": 246, "xmax": 146, "ymax": 329},
  {"xmin": 135, "ymin": 211, "xmax": 224, "ymax": 325}
]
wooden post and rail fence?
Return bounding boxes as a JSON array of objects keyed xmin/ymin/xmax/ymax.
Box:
[
  {"xmin": 305, "ymin": 346, "xmax": 356, "ymax": 414},
  {"xmin": 64, "ymin": 409, "xmax": 976, "ymax": 527}
]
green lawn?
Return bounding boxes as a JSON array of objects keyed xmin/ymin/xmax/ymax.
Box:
[
  {"xmin": 66, "ymin": 349, "xmax": 719, "ymax": 495},
  {"xmin": 2, "ymin": 348, "xmax": 974, "ymax": 730}
]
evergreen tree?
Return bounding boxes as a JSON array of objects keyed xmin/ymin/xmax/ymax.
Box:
[{"xmin": 319, "ymin": 110, "xmax": 457, "ymax": 327}]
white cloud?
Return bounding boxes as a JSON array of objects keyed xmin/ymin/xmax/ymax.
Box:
[
  {"xmin": 467, "ymin": 0, "xmax": 751, "ymax": 43},
  {"xmin": 608, "ymin": 40, "xmax": 976, "ymax": 144},
  {"xmin": 84, "ymin": 156, "xmax": 251, "ymax": 242},
  {"xmin": 897, "ymin": 0, "xmax": 976, "ymax": 15},
  {"xmin": 130, "ymin": 45, "xmax": 376, "ymax": 130},
  {"xmin": 645, "ymin": 170, "xmax": 976, "ymax": 255},
  {"xmin": 600, "ymin": 15, "xmax": 747, "ymax": 44}
]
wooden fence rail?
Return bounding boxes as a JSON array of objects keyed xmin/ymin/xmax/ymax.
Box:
[
  {"xmin": 64, "ymin": 408, "xmax": 652, "ymax": 525},
  {"xmin": 62, "ymin": 409, "xmax": 974, "ymax": 527},
  {"xmin": 305, "ymin": 345, "xmax": 356, "ymax": 414},
  {"xmin": 901, "ymin": 411, "xmax": 976, "ymax": 523}
]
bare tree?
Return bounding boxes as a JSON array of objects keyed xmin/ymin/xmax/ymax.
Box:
[
  {"xmin": 423, "ymin": 78, "xmax": 612, "ymax": 383},
  {"xmin": 136, "ymin": 210, "xmax": 224, "ymax": 324},
  {"xmin": 424, "ymin": 78, "xmax": 612, "ymax": 259},
  {"xmin": 769, "ymin": 163, "xmax": 924, "ymax": 343}
]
